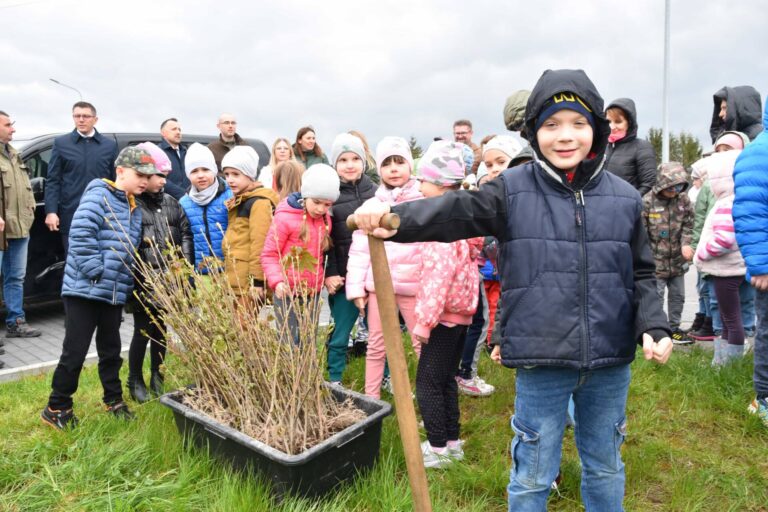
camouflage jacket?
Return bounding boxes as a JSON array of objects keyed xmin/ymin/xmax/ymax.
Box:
[{"xmin": 641, "ymin": 162, "xmax": 694, "ymax": 278}]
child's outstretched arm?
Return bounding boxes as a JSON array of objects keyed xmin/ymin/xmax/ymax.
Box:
[{"xmin": 353, "ymin": 179, "xmax": 508, "ymax": 243}]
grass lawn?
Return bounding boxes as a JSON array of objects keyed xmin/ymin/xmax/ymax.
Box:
[{"xmin": 1, "ymin": 343, "xmax": 766, "ymax": 511}]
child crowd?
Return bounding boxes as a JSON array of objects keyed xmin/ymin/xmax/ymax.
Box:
[{"xmin": 36, "ymin": 67, "xmax": 767, "ymax": 511}]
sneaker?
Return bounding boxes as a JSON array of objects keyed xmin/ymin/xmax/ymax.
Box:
[
  {"xmin": 420, "ymin": 440, "xmax": 453, "ymax": 468},
  {"xmin": 354, "ymin": 316, "xmax": 369, "ymax": 344},
  {"xmin": 456, "ymin": 375, "xmax": 494, "ymax": 397},
  {"xmin": 6, "ymin": 319, "xmax": 41, "ymax": 338},
  {"xmin": 748, "ymin": 397, "xmax": 768, "ymax": 427},
  {"xmin": 689, "ymin": 317, "xmax": 716, "ymax": 341},
  {"xmin": 671, "ymin": 329, "xmax": 694, "ymax": 345},
  {"xmin": 446, "ymin": 439, "xmax": 465, "ymax": 461},
  {"xmin": 381, "ymin": 376, "xmax": 393, "ymax": 395},
  {"xmin": 106, "ymin": 401, "xmax": 136, "ymax": 421},
  {"xmin": 474, "ymin": 376, "xmax": 495, "ymax": 394},
  {"xmin": 41, "ymin": 406, "xmax": 79, "ymax": 430}
]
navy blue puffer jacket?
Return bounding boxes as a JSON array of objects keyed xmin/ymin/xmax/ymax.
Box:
[
  {"xmin": 179, "ymin": 178, "xmax": 233, "ymax": 272},
  {"xmin": 62, "ymin": 179, "xmax": 142, "ymax": 305}
]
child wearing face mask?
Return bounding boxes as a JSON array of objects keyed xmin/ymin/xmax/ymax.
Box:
[
  {"xmin": 221, "ymin": 146, "xmax": 279, "ymax": 302},
  {"xmin": 345, "ymin": 136, "xmax": 425, "ymax": 399},
  {"xmin": 324, "ymin": 133, "xmax": 377, "ymax": 387},
  {"xmin": 604, "ymin": 98, "xmax": 658, "ymax": 196},
  {"xmin": 179, "ymin": 143, "xmax": 233, "ymax": 273},
  {"xmin": 261, "ymin": 164, "xmax": 339, "ymax": 346}
]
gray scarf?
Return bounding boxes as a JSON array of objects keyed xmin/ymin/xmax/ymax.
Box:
[{"xmin": 188, "ymin": 178, "xmax": 219, "ymax": 206}]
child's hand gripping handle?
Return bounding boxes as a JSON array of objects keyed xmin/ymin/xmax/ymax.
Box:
[
  {"xmin": 348, "ymin": 210, "xmax": 432, "ymax": 511},
  {"xmin": 345, "ymin": 213, "xmax": 400, "ymax": 232}
]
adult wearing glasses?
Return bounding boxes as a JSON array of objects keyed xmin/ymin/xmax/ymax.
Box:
[
  {"xmin": 208, "ymin": 113, "xmax": 252, "ymax": 174},
  {"xmin": 45, "ymin": 102, "xmax": 118, "ymax": 253},
  {"xmin": 452, "ymin": 119, "xmax": 481, "ymax": 174}
]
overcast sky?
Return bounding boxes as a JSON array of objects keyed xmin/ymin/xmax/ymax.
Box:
[{"xmin": 2, "ymin": 0, "xmax": 766, "ymax": 152}]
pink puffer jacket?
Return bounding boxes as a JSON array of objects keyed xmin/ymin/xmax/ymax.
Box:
[
  {"xmin": 261, "ymin": 196, "xmax": 331, "ymax": 293},
  {"xmin": 346, "ymin": 179, "xmax": 425, "ymax": 299},
  {"xmin": 694, "ymin": 151, "xmax": 746, "ymax": 277},
  {"xmin": 413, "ymin": 239, "xmax": 480, "ymax": 340}
]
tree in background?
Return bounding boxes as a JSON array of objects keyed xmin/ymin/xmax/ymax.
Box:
[
  {"xmin": 408, "ymin": 136, "xmax": 423, "ymax": 160},
  {"xmin": 647, "ymin": 128, "xmax": 703, "ymax": 169}
]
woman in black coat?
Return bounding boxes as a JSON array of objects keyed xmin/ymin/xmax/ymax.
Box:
[{"xmin": 604, "ymin": 98, "xmax": 657, "ymax": 196}]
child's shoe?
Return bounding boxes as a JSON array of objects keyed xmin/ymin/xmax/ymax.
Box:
[
  {"xmin": 456, "ymin": 375, "xmax": 494, "ymax": 397},
  {"xmin": 446, "ymin": 439, "xmax": 465, "ymax": 461},
  {"xmin": 711, "ymin": 338, "xmax": 726, "ymax": 367},
  {"xmin": 381, "ymin": 376, "xmax": 393, "ymax": 395},
  {"xmin": 747, "ymin": 397, "xmax": 768, "ymax": 427},
  {"xmin": 723, "ymin": 343, "xmax": 745, "ymax": 364},
  {"xmin": 127, "ymin": 374, "xmax": 150, "ymax": 403},
  {"xmin": 106, "ymin": 401, "xmax": 136, "ymax": 421},
  {"xmin": 671, "ymin": 328, "xmax": 694, "ymax": 345},
  {"xmin": 690, "ymin": 316, "xmax": 716, "ymax": 341},
  {"xmin": 149, "ymin": 370, "xmax": 164, "ymax": 396},
  {"xmin": 686, "ymin": 313, "xmax": 705, "ymax": 334},
  {"xmin": 420, "ymin": 441, "xmax": 453, "ymax": 469},
  {"xmin": 41, "ymin": 406, "xmax": 79, "ymax": 430}
]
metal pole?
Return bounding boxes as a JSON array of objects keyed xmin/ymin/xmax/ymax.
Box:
[
  {"xmin": 49, "ymin": 78, "xmax": 83, "ymax": 100},
  {"xmin": 661, "ymin": 0, "xmax": 670, "ymax": 162}
]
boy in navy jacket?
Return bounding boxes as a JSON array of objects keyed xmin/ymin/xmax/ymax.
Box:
[
  {"xmin": 353, "ymin": 69, "xmax": 673, "ymax": 510},
  {"xmin": 42, "ymin": 147, "xmax": 154, "ymax": 430}
]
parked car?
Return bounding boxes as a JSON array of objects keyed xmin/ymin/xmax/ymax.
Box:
[{"xmin": 11, "ymin": 133, "xmax": 270, "ymax": 305}]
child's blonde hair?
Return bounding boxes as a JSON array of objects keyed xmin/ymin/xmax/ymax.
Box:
[
  {"xmin": 299, "ymin": 204, "xmax": 332, "ymax": 253},
  {"xmin": 274, "ymin": 160, "xmax": 305, "ymax": 200}
]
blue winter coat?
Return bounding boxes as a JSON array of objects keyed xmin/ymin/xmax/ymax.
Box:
[
  {"xmin": 179, "ymin": 178, "xmax": 233, "ymax": 272},
  {"xmin": 733, "ymin": 96, "xmax": 768, "ymax": 279},
  {"xmin": 45, "ymin": 129, "xmax": 118, "ymax": 234},
  {"xmin": 62, "ymin": 179, "xmax": 142, "ymax": 305}
]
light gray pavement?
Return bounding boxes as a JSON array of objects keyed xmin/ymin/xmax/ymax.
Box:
[
  {"xmin": 0, "ymin": 269, "xmax": 704, "ymax": 383},
  {"xmin": 0, "ymin": 292, "xmax": 332, "ymax": 383}
]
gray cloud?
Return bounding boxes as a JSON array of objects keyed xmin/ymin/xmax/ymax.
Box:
[{"xmin": 3, "ymin": 0, "xmax": 765, "ymax": 154}]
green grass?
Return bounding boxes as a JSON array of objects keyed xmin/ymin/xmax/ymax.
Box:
[{"xmin": 1, "ymin": 345, "xmax": 766, "ymax": 511}]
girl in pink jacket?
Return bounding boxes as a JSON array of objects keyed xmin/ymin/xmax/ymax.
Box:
[
  {"xmin": 411, "ymin": 141, "xmax": 479, "ymax": 469},
  {"xmin": 346, "ymin": 137, "xmax": 425, "ymax": 399},
  {"xmin": 261, "ymin": 164, "xmax": 339, "ymax": 345},
  {"xmin": 694, "ymin": 150, "xmax": 747, "ymax": 365}
]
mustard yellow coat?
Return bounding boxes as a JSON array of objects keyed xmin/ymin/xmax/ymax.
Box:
[{"xmin": 222, "ymin": 186, "xmax": 279, "ymax": 295}]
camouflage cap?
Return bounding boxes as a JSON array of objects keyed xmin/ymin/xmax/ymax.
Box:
[{"xmin": 115, "ymin": 146, "xmax": 161, "ymax": 175}]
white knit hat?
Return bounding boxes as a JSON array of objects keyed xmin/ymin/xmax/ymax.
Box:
[
  {"xmin": 301, "ymin": 164, "xmax": 340, "ymax": 202},
  {"xmin": 375, "ymin": 136, "xmax": 414, "ymax": 173},
  {"xmin": 330, "ymin": 133, "xmax": 367, "ymax": 170},
  {"xmin": 184, "ymin": 143, "xmax": 217, "ymax": 178},
  {"xmin": 482, "ymin": 135, "xmax": 523, "ymax": 160},
  {"xmin": 221, "ymin": 146, "xmax": 260, "ymax": 181}
]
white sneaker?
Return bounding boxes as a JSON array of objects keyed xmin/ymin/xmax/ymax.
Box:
[
  {"xmin": 456, "ymin": 375, "xmax": 493, "ymax": 397},
  {"xmin": 446, "ymin": 439, "xmax": 465, "ymax": 461},
  {"xmin": 381, "ymin": 376, "xmax": 393, "ymax": 395},
  {"xmin": 420, "ymin": 440, "xmax": 453, "ymax": 469}
]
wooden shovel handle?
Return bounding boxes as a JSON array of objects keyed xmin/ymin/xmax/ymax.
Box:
[{"xmin": 345, "ymin": 213, "xmax": 400, "ymax": 231}]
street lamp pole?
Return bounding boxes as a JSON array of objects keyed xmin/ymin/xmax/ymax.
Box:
[
  {"xmin": 49, "ymin": 78, "xmax": 83, "ymax": 100},
  {"xmin": 661, "ymin": 0, "xmax": 671, "ymax": 163}
]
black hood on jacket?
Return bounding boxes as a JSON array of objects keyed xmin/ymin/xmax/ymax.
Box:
[
  {"xmin": 710, "ymin": 85, "xmax": 763, "ymax": 143},
  {"xmin": 606, "ymin": 98, "xmax": 639, "ymax": 140},
  {"xmin": 524, "ymin": 69, "xmax": 611, "ymax": 188}
]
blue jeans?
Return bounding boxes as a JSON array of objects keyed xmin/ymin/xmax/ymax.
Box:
[
  {"xmin": 0, "ymin": 237, "xmax": 29, "ymax": 327},
  {"xmin": 755, "ymin": 291, "xmax": 768, "ymax": 399},
  {"xmin": 708, "ymin": 277, "xmax": 755, "ymax": 334},
  {"xmin": 458, "ymin": 277, "xmax": 488, "ymax": 379},
  {"xmin": 508, "ymin": 364, "xmax": 630, "ymax": 512}
]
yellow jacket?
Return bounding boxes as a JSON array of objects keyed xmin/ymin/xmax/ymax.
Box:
[{"xmin": 222, "ymin": 186, "xmax": 279, "ymax": 295}]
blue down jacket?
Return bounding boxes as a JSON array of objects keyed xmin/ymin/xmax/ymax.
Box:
[
  {"xmin": 62, "ymin": 179, "xmax": 142, "ymax": 305},
  {"xmin": 179, "ymin": 178, "xmax": 233, "ymax": 271}
]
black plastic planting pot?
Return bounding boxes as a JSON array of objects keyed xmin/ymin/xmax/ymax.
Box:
[{"xmin": 159, "ymin": 385, "xmax": 393, "ymax": 498}]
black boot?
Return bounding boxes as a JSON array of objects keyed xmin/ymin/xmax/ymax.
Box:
[
  {"xmin": 150, "ymin": 370, "xmax": 164, "ymax": 396},
  {"xmin": 127, "ymin": 374, "xmax": 150, "ymax": 403},
  {"xmin": 686, "ymin": 313, "xmax": 705, "ymax": 334},
  {"xmin": 689, "ymin": 316, "xmax": 716, "ymax": 341}
]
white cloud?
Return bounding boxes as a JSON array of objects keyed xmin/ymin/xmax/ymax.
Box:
[{"xmin": 3, "ymin": 0, "xmax": 765, "ymax": 154}]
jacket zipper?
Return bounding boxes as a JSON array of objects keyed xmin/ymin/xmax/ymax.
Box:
[
  {"xmin": 203, "ymin": 204, "xmax": 211, "ymax": 250},
  {"xmin": 575, "ymin": 190, "xmax": 589, "ymax": 368}
]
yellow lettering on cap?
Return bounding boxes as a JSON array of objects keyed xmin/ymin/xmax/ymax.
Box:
[{"xmin": 552, "ymin": 93, "xmax": 593, "ymax": 113}]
